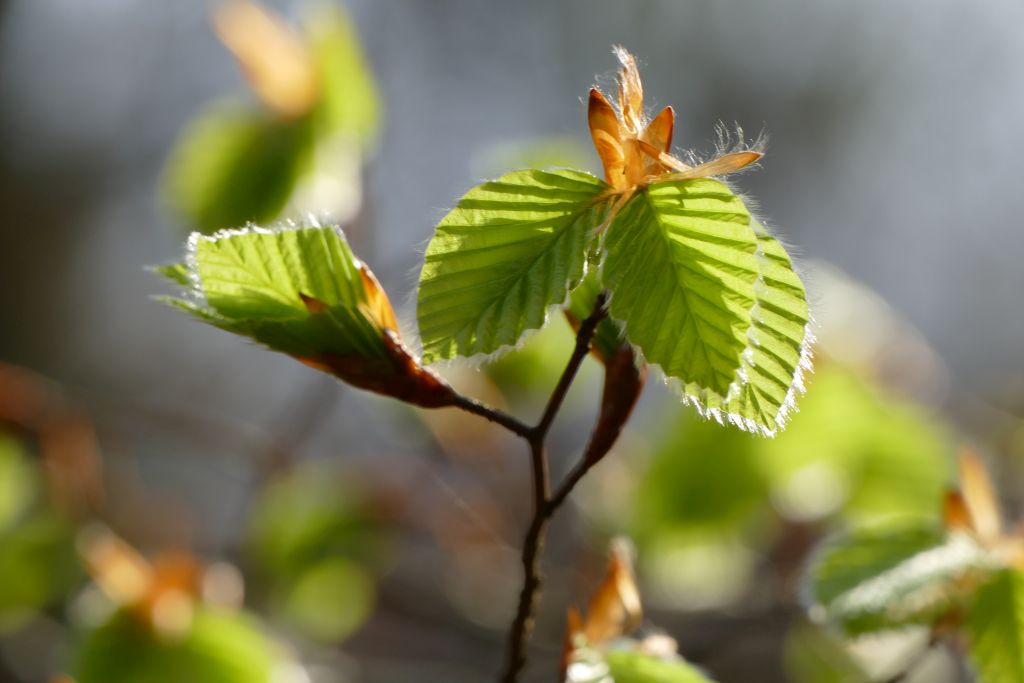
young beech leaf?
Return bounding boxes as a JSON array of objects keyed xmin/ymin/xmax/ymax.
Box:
[
  {"xmin": 806, "ymin": 524, "xmax": 996, "ymax": 636},
  {"xmin": 160, "ymin": 224, "xmax": 456, "ymax": 408},
  {"xmin": 601, "ymin": 178, "xmax": 760, "ymax": 402},
  {"xmin": 697, "ymin": 221, "xmax": 812, "ymax": 435},
  {"xmin": 417, "ymin": 169, "xmax": 608, "ymax": 363},
  {"xmin": 967, "ymin": 569, "xmax": 1024, "ymax": 683},
  {"xmin": 581, "ymin": 47, "xmax": 808, "ymax": 436}
]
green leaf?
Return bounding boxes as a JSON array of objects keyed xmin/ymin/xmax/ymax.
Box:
[
  {"xmin": 601, "ymin": 179, "xmax": 760, "ymax": 411},
  {"xmin": 306, "ymin": 5, "xmax": 380, "ymax": 144},
  {"xmin": 161, "ymin": 224, "xmax": 457, "ymax": 407},
  {"xmin": 71, "ymin": 608, "xmax": 290, "ymax": 683},
  {"xmin": 163, "ymin": 104, "xmax": 314, "ymax": 234},
  {"xmin": 177, "ymin": 224, "xmax": 388, "ymax": 360},
  {"xmin": 417, "ymin": 169, "xmax": 608, "ymax": 362},
  {"xmin": 968, "ymin": 569, "xmax": 1024, "ymax": 683},
  {"xmin": 702, "ymin": 221, "xmax": 812, "ymax": 434},
  {"xmin": 807, "ymin": 524, "xmax": 993, "ymax": 636},
  {"xmin": 604, "ymin": 650, "xmax": 716, "ymax": 683}
]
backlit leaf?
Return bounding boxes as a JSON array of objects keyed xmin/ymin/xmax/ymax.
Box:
[
  {"xmin": 701, "ymin": 221, "xmax": 812, "ymax": 435},
  {"xmin": 601, "ymin": 179, "xmax": 759, "ymax": 412},
  {"xmin": 417, "ymin": 169, "xmax": 608, "ymax": 362},
  {"xmin": 160, "ymin": 224, "xmax": 455, "ymax": 407}
]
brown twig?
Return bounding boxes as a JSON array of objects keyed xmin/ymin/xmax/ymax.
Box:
[
  {"xmin": 445, "ymin": 292, "xmax": 630, "ymax": 682},
  {"xmin": 494, "ymin": 293, "xmax": 608, "ymax": 683},
  {"xmin": 449, "ymin": 392, "xmax": 533, "ymax": 439}
]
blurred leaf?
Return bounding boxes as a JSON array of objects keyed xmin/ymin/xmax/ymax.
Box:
[
  {"xmin": 603, "ymin": 650, "xmax": 716, "ymax": 683},
  {"xmin": 0, "ymin": 514, "xmax": 78, "ymax": 633},
  {"xmin": 0, "ymin": 435, "xmax": 78, "ymax": 633},
  {"xmin": 161, "ymin": 224, "xmax": 456, "ymax": 406},
  {"xmin": 417, "ymin": 169, "xmax": 608, "ymax": 363},
  {"xmin": 71, "ymin": 607, "xmax": 291, "ymax": 683},
  {"xmin": 485, "ymin": 319, "xmax": 581, "ymax": 399},
  {"xmin": 277, "ymin": 557, "xmax": 374, "ymax": 643},
  {"xmin": 163, "ymin": 104, "xmax": 314, "ymax": 234},
  {"xmin": 807, "ymin": 524, "xmax": 992, "ymax": 636},
  {"xmin": 248, "ymin": 462, "xmax": 386, "ymax": 581},
  {"xmin": 783, "ymin": 623, "xmax": 869, "ymax": 683},
  {"xmin": 758, "ymin": 366, "xmax": 952, "ymax": 525},
  {"xmin": 306, "ymin": 4, "xmax": 380, "ymax": 144},
  {"xmin": 967, "ymin": 569, "xmax": 1024, "ymax": 683},
  {"xmin": 0, "ymin": 433, "xmax": 34, "ymax": 533},
  {"xmin": 632, "ymin": 415, "xmax": 768, "ymax": 540}
]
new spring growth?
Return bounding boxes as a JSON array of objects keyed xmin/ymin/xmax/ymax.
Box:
[{"xmin": 588, "ymin": 47, "xmax": 762, "ymax": 218}]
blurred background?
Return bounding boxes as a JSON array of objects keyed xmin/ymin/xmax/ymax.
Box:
[{"xmin": 2, "ymin": 0, "xmax": 1024, "ymax": 681}]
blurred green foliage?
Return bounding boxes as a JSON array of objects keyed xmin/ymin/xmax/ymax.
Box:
[
  {"xmin": 968, "ymin": 569, "xmax": 1024, "ymax": 683},
  {"xmin": 604, "ymin": 651, "xmax": 714, "ymax": 683},
  {"xmin": 783, "ymin": 624, "xmax": 869, "ymax": 683},
  {"xmin": 247, "ymin": 460, "xmax": 385, "ymax": 643},
  {"xmin": 164, "ymin": 5, "xmax": 379, "ymax": 234},
  {"xmin": 0, "ymin": 432, "xmax": 79, "ymax": 634},
  {"xmin": 306, "ymin": 5, "xmax": 380, "ymax": 144},
  {"xmin": 164, "ymin": 107, "xmax": 315, "ymax": 235},
  {"xmin": 71, "ymin": 608, "xmax": 291, "ymax": 683},
  {"xmin": 632, "ymin": 363, "xmax": 951, "ymax": 546}
]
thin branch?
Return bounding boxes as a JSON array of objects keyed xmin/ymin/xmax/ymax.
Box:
[
  {"xmin": 501, "ymin": 441, "xmax": 552, "ymax": 683},
  {"xmin": 533, "ymin": 293, "xmax": 608, "ymax": 438},
  {"xmin": 498, "ymin": 294, "xmax": 607, "ymax": 683},
  {"xmin": 449, "ymin": 392, "xmax": 533, "ymax": 438}
]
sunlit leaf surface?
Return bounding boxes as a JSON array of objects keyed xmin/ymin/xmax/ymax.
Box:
[
  {"xmin": 602, "ymin": 179, "xmax": 759, "ymax": 411},
  {"xmin": 418, "ymin": 169, "xmax": 608, "ymax": 362}
]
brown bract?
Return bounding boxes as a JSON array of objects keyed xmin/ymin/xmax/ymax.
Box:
[
  {"xmin": 943, "ymin": 449, "xmax": 1024, "ymax": 569},
  {"xmin": 213, "ymin": 1, "xmax": 321, "ymax": 119},
  {"xmin": 77, "ymin": 526, "xmax": 219, "ymax": 641},
  {"xmin": 588, "ymin": 47, "xmax": 762, "ymax": 209}
]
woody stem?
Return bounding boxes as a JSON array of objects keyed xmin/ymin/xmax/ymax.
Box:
[{"xmin": 496, "ymin": 294, "xmax": 607, "ymax": 683}]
